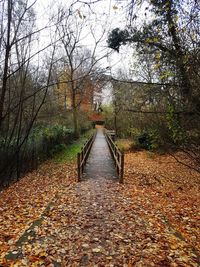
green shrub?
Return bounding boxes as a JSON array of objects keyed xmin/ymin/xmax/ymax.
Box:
[
  {"xmin": 166, "ymin": 105, "xmax": 188, "ymax": 145},
  {"xmin": 49, "ymin": 143, "xmax": 67, "ymax": 156},
  {"xmin": 129, "ymin": 127, "xmax": 162, "ymax": 151}
]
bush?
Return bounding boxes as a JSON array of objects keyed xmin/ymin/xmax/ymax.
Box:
[
  {"xmin": 0, "ymin": 124, "xmax": 75, "ymax": 187},
  {"xmin": 78, "ymin": 111, "xmax": 93, "ymax": 134},
  {"xmin": 166, "ymin": 106, "xmax": 188, "ymax": 145},
  {"xmin": 137, "ymin": 132, "xmax": 150, "ymax": 149},
  {"xmin": 49, "ymin": 143, "xmax": 67, "ymax": 157},
  {"xmin": 130, "ymin": 128, "xmax": 161, "ymax": 151}
]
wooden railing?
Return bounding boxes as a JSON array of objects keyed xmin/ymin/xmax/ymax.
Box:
[
  {"xmin": 77, "ymin": 131, "xmax": 96, "ymax": 182},
  {"xmin": 104, "ymin": 130, "xmax": 124, "ymax": 183}
]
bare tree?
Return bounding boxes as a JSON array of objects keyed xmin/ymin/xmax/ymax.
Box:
[
  {"xmin": 0, "ymin": 0, "xmax": 60, "ymax": 185},
  {"xmin": 54, "ymin": 4, "xmax": 109, "ymax": 137}
]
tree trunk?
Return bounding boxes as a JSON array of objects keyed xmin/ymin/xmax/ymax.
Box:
[
  {"xmin": 114, "ymin": 99, "xmax": 117, "ymax": 136},
  {"xmin": 166, "ymin": 1, "xmax": 191, "ymax": 102},
  {"xmin": 72, "ymin": 87, "xmax": 79, "ymax": 138},
  {"xmin": 73, "ymin": 105, "xmax": 79, "ymax": 139},
  {"xmin": 0, "ymin": 0, "xmax": 12, "ymax": 130}
]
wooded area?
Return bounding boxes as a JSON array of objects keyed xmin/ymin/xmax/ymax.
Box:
[
  {"xmin": 0, "ymin": 0, "xmax": 200, "ymax": 266},
  {"xmin": 1, "ymin": 0, "xmax": 199, "ymax": 186},
  {"xmin": 106, "ymin": 0, "xmax": 200, "ymax": 172},
  {"xmin": 0, "ymin": 0, "xmax": 106, "ymax": 187}
]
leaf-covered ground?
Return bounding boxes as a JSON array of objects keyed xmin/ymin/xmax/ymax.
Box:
[
  {"xmin": 0, "ymin": 160, "xmax": 76, "ymax": 266},
  {"xmin": 0, "ymin": 150, "xmax": 200, "ymax": 266},
  {"xmin": 124, "ymin": 151, "xmax": 200, "ymax": 253}
]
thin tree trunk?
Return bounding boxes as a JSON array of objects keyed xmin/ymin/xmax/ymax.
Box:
[
  {"xmin": 72, "ymin": 88, "xmax": 79, "ymax": 138},
  {"xmin": 0, "ymin": 0, "xmax": 12, "ymax": 130},
  {"xmin": 73, "ymin": 105, "xmax": 79, "ymax": 138},
  {"xmin": 114, "ymin": 99, "xmax": 117, "ymax": 136}
]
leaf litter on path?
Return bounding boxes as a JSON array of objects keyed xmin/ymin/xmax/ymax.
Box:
[{"xmin": 0, "ymin": 151, "xmax": 199, "ymax": 266}]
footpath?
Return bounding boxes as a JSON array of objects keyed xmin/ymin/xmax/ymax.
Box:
[{"xmin": 1, "ymin": 128, "xmax": 199, "ymax": 266}]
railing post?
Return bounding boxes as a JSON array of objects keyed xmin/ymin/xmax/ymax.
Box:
[
  {"xmin": 119, "ymin": 152, "xmax": 124, "ymax": 184},
  {"xmin": 117, "ymin": 152, "xmax": 120, "ymax": 176},
  {"xmin": 77, "ymin": 152, "xmax": 81, "ymax": 182},
  {"xmin": 76, "ymin": 131, "xmax": 97, "ymax": 182},
  {"xmin": 104, "ymin": 129, "xmax": 125, "ymax": 184},
  {"xmin": 81, "ymin": 150, "xmax": 84, "ymax": 174}
]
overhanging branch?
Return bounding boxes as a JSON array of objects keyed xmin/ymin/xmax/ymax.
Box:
[{"xmin": 124, "ymin": 109, "xmax": 196, "ymax": 115}]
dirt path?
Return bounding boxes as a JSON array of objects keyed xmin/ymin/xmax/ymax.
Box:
[{"xmin": 2, "ymin": 129, "xmax": 200, "ymax": 266}]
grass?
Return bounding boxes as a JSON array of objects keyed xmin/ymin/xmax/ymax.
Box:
[
  {"xmin": 115, "ymin": 138, "xmax": 133, "ymax": 152},
  {"xmin": 53, "ymin": 129, "xmax": 95, "ymax": 163},
  {"xmin": 146, "ymin": 151, "xmax": 156, "ymax": 159}
]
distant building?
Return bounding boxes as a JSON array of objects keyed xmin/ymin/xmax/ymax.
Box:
[{"xmin": 55, "ymin": 70, "xmax": 95, "ymax": 112}]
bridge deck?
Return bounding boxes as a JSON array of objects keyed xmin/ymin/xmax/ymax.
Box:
[{"xmin": 84, "ymin": 127, "xmax": 117, "ymax": 180}]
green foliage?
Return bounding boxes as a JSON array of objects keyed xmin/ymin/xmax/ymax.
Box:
[
  {"xmin": 0, "ymin": 123, "xmax": 74, "ymax": 183},
  {"xmin": 166, "ymin": 106, "xmax": 187, "ymax": 144},
  {"xmin": 130, "ymin": 128, "xmax": 161, "ymax": 151},
  {"xmin": 107, "ymin": 28, "xmax": 129, "ymax": 52},
  {"xmin": 108, "ymin": 0, "xmax": 200, "ymax": 110},
  {"xmin": 79, "ymin": 114, "xmax": 93, "ymax": 134},
  {"xmin": 129, "ymin": 128, "xmax": 141, "ymax": 139},
  {"xmin": 53, "ymin": 129, "xmax": 95, "ymax": 163},
  {"xmin": 102, "ymin": 105, "xmax": 114, "ymax": 130},
  {"xmin": 41, "ymin": 125, "xmax": 73, "ymax": 143},
  {"xmin": 30, "ymin": 124, "xmax": 74, "ymax": 161},
  {"xmin": 49, "ymin": 144, "xmax": 67, "ymax": 157},
  {"xmin": 53, "ymin": 141, "xmax": 82, "ymax": 163},
  {"xmin": 148, "ymin": 130, "xmax": 161, "ymax": 150}
]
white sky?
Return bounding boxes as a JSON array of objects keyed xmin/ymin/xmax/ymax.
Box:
[
  {"xmin": 33, "ymin": 0, "xmax": 149, "ymax": 104},
  {"xmin": 34, "ymin": 0, "xmax": 133, "ymax": 75}
]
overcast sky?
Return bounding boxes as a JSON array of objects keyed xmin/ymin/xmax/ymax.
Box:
[{"xmin": 34, "ymin": 0, "xmax": 134, "ymax": 76}]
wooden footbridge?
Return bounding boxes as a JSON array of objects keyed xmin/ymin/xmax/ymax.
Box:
[{"xmin": 77, "ymin": 127, "xmax": 124, "ymax": 183}]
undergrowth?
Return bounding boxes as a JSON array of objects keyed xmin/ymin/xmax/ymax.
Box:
[{"xmin": 53, "ymin": 129, "xmax": 95, "ymax": 163}]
